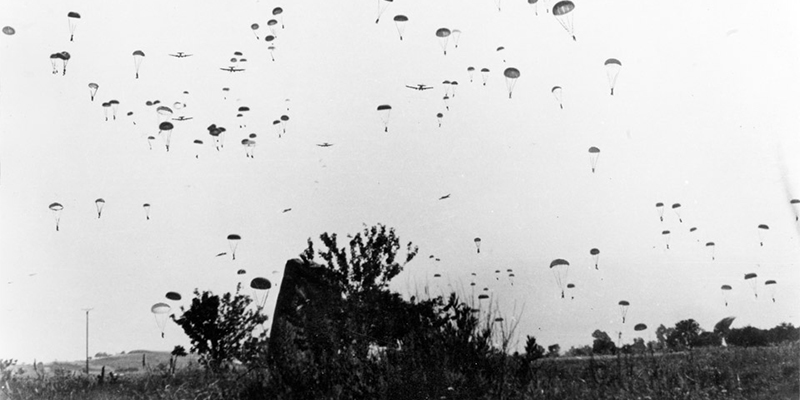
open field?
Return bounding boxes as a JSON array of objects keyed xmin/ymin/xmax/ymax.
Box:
[
  {"xmin": 6, "ymin": 351, "xmax": 199, "ymax": 379},
  {"xmin": 2, "ymin": 344, "xmax": 798, "ymax": 399}
]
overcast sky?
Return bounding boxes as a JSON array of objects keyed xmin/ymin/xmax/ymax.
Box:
[{"xmin": 1, "ymin": 0, "xmax": 799, "ymax": 362}]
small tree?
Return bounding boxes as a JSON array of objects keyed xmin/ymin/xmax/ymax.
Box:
[
  {"xmin": 666, "ymin": 319, "xmax": 701, "ymax": 350},
  {"xmin": 524, "ymin": 335, "xmax": 545, "ymax": 361},
  {"xmin": 592, "ymin": 330, "xmax": 616, "ymax": 355},
  {"xmin": 172, "ymin": 284, "xmax": 268, "ymax": 372},
  {"xmin": 302, "ymin": 223, "xmax": 418, "ymax": 296},
  {"xmin": 169, "ymin": 345, "xmax": 187, "ymax": 375},
  {"xmin": 547, "ymin": 344, "xmax": 560, "ymax": 358}
]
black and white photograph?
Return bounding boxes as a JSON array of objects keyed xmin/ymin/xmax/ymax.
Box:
[{"xmin": 1, "ymin": 0, "xmax": 799, "ymax": 398}]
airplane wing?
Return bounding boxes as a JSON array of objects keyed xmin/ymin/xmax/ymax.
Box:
[
  {"xmin": 215, "ymin": 252, "xmax": 227, "ymax": 257},
  {"xmin": 405, "ymin": 85, "xmax": 417, "ymax": 90},
  {"xmin": 439, "ymin": 194, "xmax": 451, "ymax": 200},
  {"xmin": 282, "ymin": 208, "xmax": 292, "ymax": 213},
  {"xmin": 421, "ymin": 86, "xmax": 433, "ymax": 90}
]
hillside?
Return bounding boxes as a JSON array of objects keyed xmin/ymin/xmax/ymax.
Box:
[{"xmin": 11, "ymin": 351, "xmax": 200, "ymax": 377}]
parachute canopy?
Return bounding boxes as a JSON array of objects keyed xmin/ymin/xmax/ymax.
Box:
[
  {"xmin": 618, "ymin": 300, "xmax": 629, "ymax": 306},
  {"xmin": 634, "ymin": 323, "xmax": 647, "ymax": 331},
  {"xmin": 2, "ymin": 26, "xmax": 15, "ymax": 35},
  {"xmin": 552, "ymin": 1, "xmax": 574, "ymax": 15},
  {"xmin": 589, "ymin": 248, "xmax": 600, "ymax": 256},
  {"xmin": 165, "ymin": 292, "xmax": 181, "ymax": 301},
  {"xmin": 721, "ymin": 285, "xmax": 732, "ymax": 290},
  {"xmin": 744, "ymin": 273, "xmax": 757, "ymax": 280},
  {"xmin": 151, "ymin": 302, "xmax": 170, "ymax": 314},
  {"xmin": 250, "ymin": 277, "xmax": 272, "ymax": 290},
  {"xmin": 49, "ymin": 202, "xmax": 63, "ymax": 211}
]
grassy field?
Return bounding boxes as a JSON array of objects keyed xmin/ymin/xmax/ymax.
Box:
[
  {"xmin": 1, "ymin": 344, "xmax": 798, "ymax": 399},
  {"xmin": 7, "ymin": 351, "xmax": 199, "ymax": 378}
]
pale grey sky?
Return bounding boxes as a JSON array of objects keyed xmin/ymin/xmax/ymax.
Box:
[{"xmin": 1, "ymin": 0, "xmax": 799, "ymax": 362}]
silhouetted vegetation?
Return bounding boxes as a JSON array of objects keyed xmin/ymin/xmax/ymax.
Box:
[{"xmin": 2, "ymin": 226, "xmax": 798, "ymax": 399}]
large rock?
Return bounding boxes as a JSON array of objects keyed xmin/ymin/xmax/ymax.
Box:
[{"xmin": 268, "ymin": 258, "xmax": 345, "ymax": 357}]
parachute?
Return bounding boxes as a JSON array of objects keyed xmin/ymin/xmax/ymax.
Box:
[
  {"xmin": 280, "ymin": 115, "xmax": 290, "ymax": 135},
  {"xmin": 241, "ymin": 138, "xmax": 256, "ymax": 158},
  {"xmin": 375, "ymin": 0, "xmax": 393, "ymax": 24},
  {"xmin": 435, "ymin": 28, "xmax": 451, "ymax": 55},
  {"xmin": 467, "ymin": 66, "xmax": 475, "ymax": 82},
  {"xmin": 604, "ymin": 58, "xmax": 622, "ymax": 95},
  {"xmin": 452, "ymin": 29, "xmax": 462, "ymax": 48},
  {"xmin": 67, "ymin": 12, "xmax": 81, "ymax": 42},
  {"xmin": 527, "ymin": 0, "xmax": 540, "ymax": 15},
  {"xmin": 436, "ymin": 112, "xmax": 444, "ymax": 128},
  {"xmin": 566, "ymin": 283, "xmax": 575, "ymax": 299},
  {"xmin": 496, "ymin": 46, "xmax": 506, "ymax": 63},
  {"xmin": 237, "ymin": 269, "xmax": 246, "ymax": 275},
  {"xmin": 672, "ymin": 203, "xmax": 682, "ymax": 223},
  {"xmin": 588, "ymin": 147, "xmax": 600, "ymax": 173},
  {"xmin": 634, "ymin": 323, "xmax": 647, "ymax": 332},
  {"xmin": 552, "ymin": 1, "xmax": 576, "ymax": 41},
  {"xmin": 744, "ymin": 273, "xmax": 757, "ymax": 298},
  {"xmin": 377, "ymin": 104, "xmax": 392, "ymax": 132},
  {"xmin": 142, "ymin": 203, "xmax": 151, "ymax": 220},
  {"xmin": 165, "ymin": 292, "xmax": 181, "ymax": 301},
  {"xmin": 551, "ymin": 86, "xmax": 563, "ymax": 109},
  {"xmin": 250, "ymin": 23, "xmax": 260, "ymax": 40},
  {"xmin": 94, "ymin": 198, "xmax": 105, "ymax": 219},
  {"xmin": 88, "ymin": 83, "xmax": 99, "ymax": 101},
  {"xmin": 227, "ymin": 234, "xmax": 242, "ymax": 260},
  {"xmin": 757, "ymin": 224, "xmax": 769, "ymax": 246},
  {"xmin": 662, "ymin": 230, "xmax": 671, "ymax": 249},
  {"xmin": 158, "ymin": 121, "xmax": 174, "ymax": 152},
  {"xmin": 132, "ymin": 50, "xmax": 145, "ymax": 79},
  {"xmin": 102, "ymin": 102, "xmax": 111, "ymax": 121},
  {"xmin": 503, "ymin": 67, "xmax": 520, "ymax": 99},
  {"xmin": 147, "ymin": 136, "xmax": 156, "ymax": 150},
  {"xmin": 156, "ymin": 106, "xmax": 173, "ymax": 124},
  {"xmin": 250, "ymin": 277, "xmax": 272, "ymax": 309},
  {"xmin": 450, "ymin": 81, "xmax": 459, "ymax": 97},
  {"xmin": 791, "ymin": 199, "xmax": 799, "ymax": 221},
  {"xmin": 393, "ymin": 15, "xmax": 408, "ymax": 41},
  {"xmin": 54, "ymin": 52, "xmax": 71, "ymax": 76},
  {"xmin": 442, "ymin": 95, "xmax": 450, "ymax": 111},
  {"xmin": 480, "ymin": 68, "xmax": 490, "ymax": 86},
  {"xmin": 764, "ymin": 280, "xmax": 777, "ymax": 302},
  {"xmin": 50, "ymin": 53, "xmax": 60, "ymax": 74},
  {"xmin": 474, "ymin": 237, "xmax": 481, "ymax": 253},
  {"xmin": 590, "ymin": 248, "xmax": 600, "ymax": 269},
  {"xmin": 706, "ymin": 242, "xmax": 715, "ymax": 261},
  {"xmin": 714, "ymin": 317, "xmax": 736, "ymax": 342},
  {"xmin": 49, "ymin": 202, "xmax": 64, "ymax": 231},
  {"xmin": 2, "ymin": 26, "xmax": 14, "ymax": 35},
  {"xmin": 655, "ymin": 202, "xmax": 664, "ymax": 222},
  {"xmin": 151, "ymin": 302, "xmax": 171, "ymax": 338},
  {"xmin": 108, "ymin": 100, "xmax": 119, "ymax": 120},
  {"xmin": 267, "ymin": 19, "xmax": 279, "ymax": 38},
  {"xmin": 618, "ymin": 300, "xmax": 629, "ymax": 323},
  {"xmin": 549, "ymin": 259, "xmax": 569, "ymax": 298},
  {"xmin": 720, "ymin": 284, "xmax": 732, "ymax": 306},
  {"xmin": 193, "ymin": 140, "xmax": 204, "ymax": 158}
]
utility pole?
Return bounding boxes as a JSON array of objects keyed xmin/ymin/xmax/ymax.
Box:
[{"xmin": 82, "ymin": 308, "xmax": 93, "ymax": 375}]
